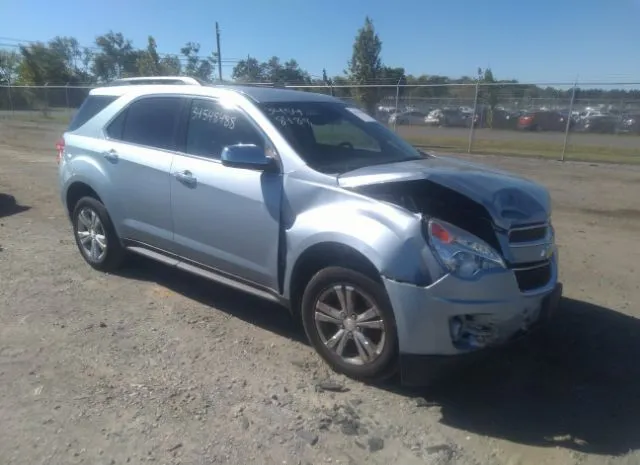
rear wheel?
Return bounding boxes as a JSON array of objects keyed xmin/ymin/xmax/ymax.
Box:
[
  {"xmin": 301, "ymin": 267, "xmax": 398, "ymax": 382},
  {"xmin": 71, "ymin": 196, "xmax": 125, "ymax": 272}
]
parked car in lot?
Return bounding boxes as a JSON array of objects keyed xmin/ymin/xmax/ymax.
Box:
[
  {"xmin": 58, "ymin": 82, "xmax": 561, "ymax": 385},
  {"xmin": 488, "ymin": 109, "xmax": 520, "ymax": 130},
  {"xmin": 517, "ymin": 111, "xmax": 569, "ymax": 131},
  {"xmin": 574, "ymin": 114, "xmax": 620, "ymax": 134},
  {"xmin": 617, "ymin": 114, "xmax": 640, "ymax": 134},
  {"xmin": 424, "ymin": 108, "xmax": 474, "ymax": 128},
  {"xmin": 388, "ymin": 110, "xmax": 427, "ymax": 125}
]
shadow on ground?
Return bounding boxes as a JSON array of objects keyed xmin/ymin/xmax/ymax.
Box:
[
  {"xmin": 117, "ymin": 255, "xmax": 307, "ymax": 345},
  {"xmin": 0, "ymin": 193, "xmax": 30, "ymax": 219},
  {"xmin": 422, "ymin": 297, "xmax": 640, "ymax": 457},
  {"xmin": 117, "ymin": 257, "xmax": 639, "ymax": 456}
]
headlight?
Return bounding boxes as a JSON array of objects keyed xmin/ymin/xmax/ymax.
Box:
[{"xmin": 426, "ymin": 219, "xmax": 506, "ymax": 278}]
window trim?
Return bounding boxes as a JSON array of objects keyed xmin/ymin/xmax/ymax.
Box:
[
  {"xmin": 179, "ymin": 96, "xmax": 282, "ymax": 172},
  {"xmin": 102, "ymin": 94, "xmax": 188, "ymax": 154}
]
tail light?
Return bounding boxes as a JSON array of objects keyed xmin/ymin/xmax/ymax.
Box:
[{"xmin": 56, "ymin": 138, "xmax": 65, "ymax": 164}]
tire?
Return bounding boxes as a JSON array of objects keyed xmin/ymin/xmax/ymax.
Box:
[
  {"xmin": 301, "ymin": 267, "xmax": 398, "ymax": 382},
  {"xmin": 71, "ymin": 196, "xmax": 126, "ymax": 272}
]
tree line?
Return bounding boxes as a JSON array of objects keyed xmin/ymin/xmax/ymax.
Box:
[{"xmin": 1, "ymin": 17, "xmax": 638, "ymax": 114}]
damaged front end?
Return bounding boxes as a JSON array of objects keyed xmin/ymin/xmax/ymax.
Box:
[
  {"xmin": 339, "ymin": 161, "xmax": 561, "ymax": 377},
  {"xmin": 347, "ymin": 175, "xmax": 556, "ymax": 294}
]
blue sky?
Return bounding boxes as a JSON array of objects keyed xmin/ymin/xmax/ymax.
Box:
[{"xmin": 3, "ymin": 0, "xmax": 639, "ymax": 84}]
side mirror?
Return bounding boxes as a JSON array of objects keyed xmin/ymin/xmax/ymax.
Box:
[{"xmin": 220, "ymin": 144, "xmax": 276, "ymax": 171}]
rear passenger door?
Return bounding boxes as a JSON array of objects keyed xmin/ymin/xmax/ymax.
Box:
[{"xmin": 102, "ymin": 96, "xmax": 186, "ymax": 251}]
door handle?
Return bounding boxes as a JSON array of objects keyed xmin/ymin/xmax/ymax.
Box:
[
  {"xmin": 103, "ymin": 149, "xmax": 119, "ymax": 162},
  {"xmin": 174, "ymin": 170, "xmax": 197, "ymax": 186}
]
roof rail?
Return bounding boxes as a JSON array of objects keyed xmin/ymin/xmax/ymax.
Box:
[
  {"xmin": 105, "ymin": 76, "xmax": 203, "ymax": 87},
  {"xmin": 220, "ymin": 82, "xmax": 286, "ymax": 88}
]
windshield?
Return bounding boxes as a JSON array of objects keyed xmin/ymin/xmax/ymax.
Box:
[{"xmin": 259, "ymin": 101, "xmax": 424, "ymax": 173}]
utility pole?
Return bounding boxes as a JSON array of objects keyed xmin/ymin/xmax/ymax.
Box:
[{"xmin": 215, "ymin": 22, "xmax": 223, "ymax": 82}]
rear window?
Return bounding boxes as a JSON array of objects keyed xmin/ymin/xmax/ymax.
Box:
[{"xmin": 68, "ymin": 95, "xmax": 117, "ymax": 131}]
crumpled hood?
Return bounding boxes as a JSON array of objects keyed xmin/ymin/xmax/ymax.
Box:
[{"xmin": 338, "ymin": 156, "xmax": 551, "ymax": 230}]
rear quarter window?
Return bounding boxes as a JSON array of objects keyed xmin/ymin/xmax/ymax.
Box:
[{"xmin": 68, "ymin": 95, "xmax": 118, "ymax": 131}]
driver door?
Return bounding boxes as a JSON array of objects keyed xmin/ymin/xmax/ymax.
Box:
[{"xmin": 170, "ymin": 97, "xmax": 283, "ymax": 290}]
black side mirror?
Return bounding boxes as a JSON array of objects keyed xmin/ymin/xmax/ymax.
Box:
[{"xmin": 220, "ymin": 144, "xmax": 277, "ymax": 171}]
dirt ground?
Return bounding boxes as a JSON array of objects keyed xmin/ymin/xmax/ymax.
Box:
[{"xmin": 1, "ymin": 120, "xmax": 639, "ymax": 465}]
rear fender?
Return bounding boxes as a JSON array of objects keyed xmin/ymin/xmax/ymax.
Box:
[{"xmin": 63, "ymin": 152, "xmax": 124, "ymax": 236}]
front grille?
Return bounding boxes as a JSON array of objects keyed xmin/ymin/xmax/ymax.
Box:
[
  {"xmin": 509, "ymin": 225, "xmax": 548, "ymax": 243},
  {"xmin": 513, "ymin": 262, "xmax": 551, "ymax": 292}
]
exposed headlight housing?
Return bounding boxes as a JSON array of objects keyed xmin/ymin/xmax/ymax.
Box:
[{"xmin": 426, "ymin": 219, "xmax": 506, "ymax": 278}]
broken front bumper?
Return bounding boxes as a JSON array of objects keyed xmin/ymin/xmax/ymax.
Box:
[{"xmin": 382, "ymin": 259, "xmax": 562, "ymax": 386}]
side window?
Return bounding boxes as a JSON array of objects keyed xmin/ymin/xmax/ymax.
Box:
[
  {"xmin": 106, "ymin": 110, "xmax": 127, "ymax": 139},
  {"xmin": 119, "ymin": 97, "xmax": 183, "ymax": 150},
  {"xmin": 312, "ymin": 118, "xmax": 381, "ymax": 152},
  {"xmin": 186, "ymin": 99, "xmax": 264, "ymax": 159}
]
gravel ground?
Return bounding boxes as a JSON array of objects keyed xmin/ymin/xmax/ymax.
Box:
[{"xmin": 1, "ymin": 120, "xmax": 640, "ymax": 465}]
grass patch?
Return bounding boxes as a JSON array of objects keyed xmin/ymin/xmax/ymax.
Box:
[
  {"xmin": 0, "ymin": 110, "xmax": 72, "ymax": 125},
  {"xmin": 400, "ymin": 133, "xmax": 640, "ymax": 164}
]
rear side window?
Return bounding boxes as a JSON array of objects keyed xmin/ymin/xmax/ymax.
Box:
[
  {"xmin": 111, "ymin": 97, "xmax": 183, "ymax": 151},
  {"xmin": 68, "ymin": 95, "xmax": 117, "ymax": 131}
]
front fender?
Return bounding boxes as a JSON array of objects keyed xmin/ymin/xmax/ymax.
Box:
[{"xmin": 283, "ymin": 202, "xmax": 436, "ymax": 299}]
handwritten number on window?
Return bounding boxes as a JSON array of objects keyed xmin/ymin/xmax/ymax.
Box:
[
  {"xmin": 191, "ymin": 105, "xmax": 236, "ymax": 130},
  {"xmin": 267, "ymin": 107, "xmax": 311, "ymax": 126}
]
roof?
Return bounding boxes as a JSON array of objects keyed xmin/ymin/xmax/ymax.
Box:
[
  {"xmin": 218, "ymin": 85, "xmax": 341, "ymax": 104},
  {"xmin": 89, "ymin": 82, "xmax": 342, "ymax": 104}
]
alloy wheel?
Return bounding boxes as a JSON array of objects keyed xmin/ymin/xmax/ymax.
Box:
[
  {"xmin": 313, "ymin": 284, "xmax": 386, "ymax": 366},
  {"xmin": 76, "ymin": 207, "xmax": 107, "ymax": 263}
]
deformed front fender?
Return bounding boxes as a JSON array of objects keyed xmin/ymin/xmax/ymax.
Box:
[{"xmin": 283, "ymin": 201, "xmax": 438, "ymax": 300}]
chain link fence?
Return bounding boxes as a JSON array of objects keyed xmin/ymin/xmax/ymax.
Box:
[
  {"xmin": 1, "ymin": 82, "xmax": 639, "ymax": 163},
  {"xmin": 0, "ymin": 84, "xmax": 92, "ymax": 121}
]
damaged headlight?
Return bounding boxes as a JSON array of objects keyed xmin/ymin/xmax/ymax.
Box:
[{"xmin": 426, "ymin": 219, "xmax": 506, "ymax": 277}]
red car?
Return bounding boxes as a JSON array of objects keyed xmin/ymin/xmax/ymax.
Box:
[{"xmin": 517, "ymin": 111, "xmax": 568, "ymax": 132}]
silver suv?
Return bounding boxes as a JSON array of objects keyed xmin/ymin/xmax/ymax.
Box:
[{"xmin": 58, "ymin": 82, "xmax": 562, "ymax": 385}]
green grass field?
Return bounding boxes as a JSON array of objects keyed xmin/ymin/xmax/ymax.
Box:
[{"xmin": 400, "ymin": 133, "xmax": 640, "ymax": 164}]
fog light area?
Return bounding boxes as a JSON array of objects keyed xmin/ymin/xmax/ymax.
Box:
[{"xmin": 449, "ymin": 315, "xmax": 499, "ymax": 350}]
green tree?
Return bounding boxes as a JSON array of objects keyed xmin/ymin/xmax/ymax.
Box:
[
  {"xmin": 17, "ymin": 41, "xmax": 74, "ymax": 85},
  {"xmin": 160, "ymin": 55, "xmax": 182, "ymax": 75},
  {"xmin": 136, "ymin": 36, "xmax": 182, "ymax": 76},
  {"xmin": 48, "ymin": 36, "xmax": 94, "ymax": 83},
  {"xmin": 481, "ymin": 68, "xmax": 499, "ymax": 108},
  {"xmin": 378, "ymin": 66, "xmax": 405, "ymax": 101},
  {"xmin": 180, "ymin": 42, "xmax": 216, "ymax": 82},
  {"xmin": 231, "ymin": 56, "xmax": 310, "ymax": 84},
  {"xmin": 348, "ymin": 16, "xmax": 383, "ymax": 114},
  {"xmin": 231, "ymin": 56, "xmax": 266, "ymax": 82},
  {"xmin": 0, "ymin": 50, "xmax": 21, "ymax": 85},
  {"xmin": 263, "ymin": 56, "xmax": 310, "ymax": 84},
  {"xmin": 92, "ymin": 31, "xmax": 140, "ymax": 81}
]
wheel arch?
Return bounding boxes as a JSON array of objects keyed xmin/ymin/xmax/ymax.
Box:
[
  {"xmin": 287, "ymin": 241, "xmax": 382, "ymax": 316},
  {"xmin": 65, "ymin": 181, "xmax": 103, "ymax": 217}
]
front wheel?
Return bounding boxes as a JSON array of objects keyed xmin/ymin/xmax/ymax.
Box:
[{"xmin": 301, "ymin": 267, "xmax": 398, "ymax": 382}]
